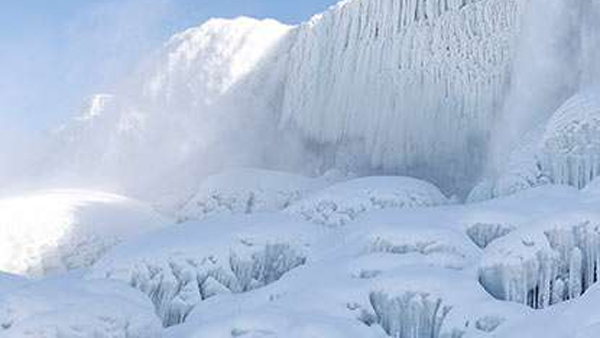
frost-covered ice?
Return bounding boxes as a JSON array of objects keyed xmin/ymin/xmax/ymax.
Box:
[
  {"xmin": 0, "ymin": 190, "xmax": 166, "ymax": 276},
  {"xmin": 178, "ymin": 168, "xmax": 326, "ymax": 221},
  {"xmin": 0, "ymin": 276, "xmax": 162, "ymax": 338},
  {"xmin": 90, "ymin": 213, "xmax": 318, "ymax": 326},
  {"xmin": 287, "ymin": 176, "xmax": 448, "ymax": 226}
]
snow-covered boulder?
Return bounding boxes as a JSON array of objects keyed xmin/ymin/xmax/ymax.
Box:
[
  {"xmin": 0, "ymin": 276, "xmax": 161, "ymax": 338},
  {"xmin": 90, "ymin": 214, "xmax": 318, "ymax": 326},
  {"xmin": 349, "ymin": 211, "xmax": 481, "ymax": 271},
  {"xmin": 178, "ymin": 168, "xmax": 326, "ymax": 221},
  {"xmin": 479, "ymin": 212, "xmax": 600, "ymax": 309},
  {"xmin": 287, "ymin": 176, "xmax": 448, "ymax": 226},
  {"xmin": 539, "ymin": 89, "xmax": 600, "ymax": 189},
  {"xmin": 0, "ymin": 190, "xmax": 166, "ymax": 276}
]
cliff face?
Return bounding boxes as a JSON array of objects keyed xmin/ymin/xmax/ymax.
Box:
[{"xmin": 278, "ymin": 0, "xmax": 522, "ymax": 193}]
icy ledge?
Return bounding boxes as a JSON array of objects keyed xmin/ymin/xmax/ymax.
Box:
[{"xmin": 89, "ymin": 214, "xmax": 318, "ymax": 326}]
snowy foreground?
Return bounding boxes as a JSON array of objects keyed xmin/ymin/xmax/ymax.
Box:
[
  {"xmin": 3, "ymin": 170, "xmax": 600, "ymax": 337},
  {"xmin": 4, "ymin": 0, "xmax": 600, "ymax": 336}
]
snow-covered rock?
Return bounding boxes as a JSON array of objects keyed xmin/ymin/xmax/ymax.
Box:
[
  {"xmin": 287, "ymin": 176, "xmax": 448, "ymax": 226},
  {"xmin": 178, "ymin": 168, "xmax": 326, "ymax": 221},
  {"xmin": 0, "ymin": 276, "xmax": 162, "ymax": 338},
  {"xmin": 90, "ymin": 214, "xmax": 318, "ymax": 326},
  {"xmin": 479, "ymin": 212, "xmax": 600, "ymax": 309},
  {"xmin": 0, "ymin": 190, "xmax": 166, "ymax": 276}
]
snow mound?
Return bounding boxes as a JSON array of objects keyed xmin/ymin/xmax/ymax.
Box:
[
  {"xmin": 0, "ymin": 190, "xmax": 166, "ymax": 277},
  {"xmin": 287, "ymin": 176, "xmax": 448, "ymax": 226},
  {"xmin": 0, "ymin": 276, "xmax": 161, "ymax": 338},
  {"xmin": 178, "ymin": 168, "xmax": 326, "ymax": 221},
  {"xmin": 90, "ymin": 214, "xmax": 317, "ymax": 327},
  {"xmin": 351, "ymin": 212, "xmax": 481, "ymax": 270},
  {"xmin": 539, "ymin": 89, "xmax": 600, "ymax": 188},
  {"xmin": 479, "ymin": 212, "xmax": 600, "ymax": 309}
]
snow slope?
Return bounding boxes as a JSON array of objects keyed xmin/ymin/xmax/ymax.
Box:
[
  {"xmin": 0, "ymin": 190, "xmax": 166, "ymax": 276},
  {"xmin": 0, "ymin": 276, "xmax": 162, "ymax": 338}
]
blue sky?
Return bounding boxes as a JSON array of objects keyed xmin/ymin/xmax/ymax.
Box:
[{"xmin": 0, "ymin": 0, "xmax": 337, "ymax": 132}]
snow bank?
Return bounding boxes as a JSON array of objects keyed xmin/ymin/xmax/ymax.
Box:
[
  {"xmin": 287, "ymin": 176, "xmax": 448, "ymax": 226},
  {"xmin": 479, "ymin": 212, "xmax": 600, "ymax": 309},
  {"xmin": 90, "ymin": 214, "xmax": 318, "ymax": 326},
  {"xmin": 178, "ymin": 168, "xmax": 326, "ymax": 221},
  {"xmin": 0, "ymin": 276, "xmax": 161, "ymax": 338},
  {"xmin": 0, "ymin": 190, "xmax": 166, "ymax": 277}
]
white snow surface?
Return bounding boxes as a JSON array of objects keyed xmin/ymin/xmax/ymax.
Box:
[
  {"xmin": 0, "ymin": 276, "xmax": 161, "ymax": 338},
  {"xmin": 0, "ymin": 189, "xmax": 166, "ymax": 277}
]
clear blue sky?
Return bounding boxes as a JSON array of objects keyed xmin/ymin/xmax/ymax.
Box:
[{"xmin": 0, "ymin": 0, "xmax": 338, "ymax": 133}]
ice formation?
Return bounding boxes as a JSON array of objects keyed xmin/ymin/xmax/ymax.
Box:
[
  {"xmin": 287, "ymin": 176, "xmax": 448, "ymax": 226},
  {"xmin": 539, "ymin": 89, "xmax": 600, "ymax": 189},
  {"xmin": 0, "ymin": 190, "xmax": 166, "ymax": 277},
  {"xmin": 47, "ymin": 0, "xmax": 533, "ymax": 203},
  {"xmin": 90, "ymin": 214, "xmax": 317, "ymax": 326},
  {"xmin": 0, "ymin": 276, "xmax": 162, "ymax": 338},
  {"xmin": 178, "ymin": 168, "xmax": 326, "ymax": 222},
  {"xmin": 479, "ymin": 213, "xmax": 600, "ymax": 309}
]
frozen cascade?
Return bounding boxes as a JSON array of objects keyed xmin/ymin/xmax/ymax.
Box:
[
  {"xmin": 280, "ymin": 0, "xmax": 522, "ymax": 194},
  {"xmin": 479, "ymin": 215, "xmax": 600, "ymax": 309}
]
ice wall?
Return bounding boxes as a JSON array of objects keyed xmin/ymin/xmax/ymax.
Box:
[{"xmin": 279, "ymin": 0, "xmax": 522, "ymax": 194}]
